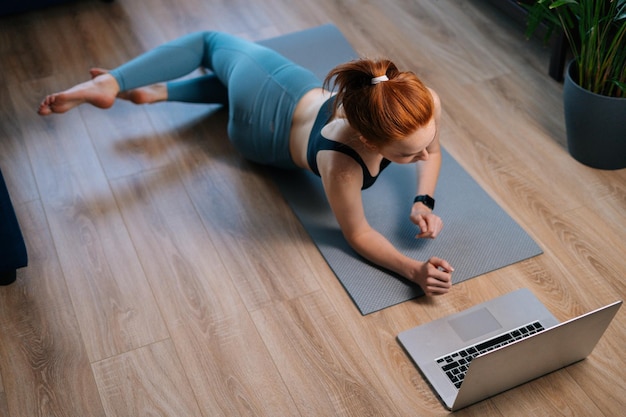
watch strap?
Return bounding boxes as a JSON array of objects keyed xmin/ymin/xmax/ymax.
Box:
[{"xmin": 413, "ymin": 194, "xmax": 435, "ymax": 210}]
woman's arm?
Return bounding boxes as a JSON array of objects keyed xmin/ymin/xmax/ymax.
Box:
[
  {"xmin": 411, "ymin": 88, "xmax": 444, "ymax": 238},
  {"xmin": 318, "ymin": 151, "xmax": 453, "ymax": 295}
]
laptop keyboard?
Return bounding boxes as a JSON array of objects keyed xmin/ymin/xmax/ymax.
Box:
[{"xmin": 437, "ymin": 321, "xmax": 545, "ymax": 389}]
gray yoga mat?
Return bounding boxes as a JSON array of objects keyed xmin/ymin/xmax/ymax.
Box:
[{"xmin": 263, "ymin": 25, "xmax": 543, "ymax": 315}]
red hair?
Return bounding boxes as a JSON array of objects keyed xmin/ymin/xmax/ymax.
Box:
[{"xmin": 324, "ymin": 59, "xmax": 434, "ymax": 146}]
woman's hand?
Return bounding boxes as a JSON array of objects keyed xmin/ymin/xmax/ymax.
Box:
[
  {"xmin": 410, "ymin": 207, "xmax": 444, "ymax": 239},
  {"xmin": 412, "ymin": 257, "xmax": 454, "ymax": 296}
]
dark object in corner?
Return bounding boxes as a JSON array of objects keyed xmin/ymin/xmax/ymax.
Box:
[
  {"xmin": 0, "ymin": 169, "xmax": 27, "ymax": 285},
  {"xmin": 0, "ymin": 0, "xmax": 115, "ymax": 17}
]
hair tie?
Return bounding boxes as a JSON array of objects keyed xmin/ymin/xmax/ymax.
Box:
[{"xmin": 371, "ymin": 75, "xmax": 389, "ymax": 85}]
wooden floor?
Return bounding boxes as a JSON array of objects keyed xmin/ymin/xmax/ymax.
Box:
[{"xmin": 1, "ymin": 0, "xmax": 625, "ymax": 416}]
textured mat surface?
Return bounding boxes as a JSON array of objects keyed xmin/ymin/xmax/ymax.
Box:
[{"xmin": 263, "ymin": 25, "xmax": 543, "ymax": 315}]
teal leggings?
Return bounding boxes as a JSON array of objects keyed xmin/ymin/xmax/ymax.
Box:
[{"xmin": 109, "ymin": 32, "xmax": 322, "ymax": 168}]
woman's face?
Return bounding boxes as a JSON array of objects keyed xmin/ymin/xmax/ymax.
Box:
[{"xmin": 373, "ymin": 118, "xmax": 437, "ymax": 164}]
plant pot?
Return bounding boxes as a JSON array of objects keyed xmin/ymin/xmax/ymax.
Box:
[{"xmin": 563, "ymin": 62, "xmax": 626, "ymax": 170}]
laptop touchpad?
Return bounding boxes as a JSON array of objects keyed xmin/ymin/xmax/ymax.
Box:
[{"xmin": 448, "ymin": 308, "xmax": 502, "ymax": 342}]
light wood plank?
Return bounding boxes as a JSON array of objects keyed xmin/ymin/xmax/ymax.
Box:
[
  {"xmin": 92, "ymin": 340, "xmax": 202, "ymax": 417},
  {"xmin": 0, "ymin": 395, "xmax": 8, "ymax": 417},
  {"xmin": 251, "ymin": 291, "xmax": 402, "ymax": 417},
  {"xmin": 0, "ymin": 18, "xmax": 40, "ymax": 205},
  {"xmin": 110, "ymin": 169, "xmax": 302, "ymax": 416},
  {"xmin": 0, "ymin": 199, "xmax": 106, "ymax": 417},
  {"xmin": 15, "ymin": 79, "xmax": 170, "ymax": 362},
  {"xmin": 0, "ymin": 373, "xmax": 8, "ymax": 417}
]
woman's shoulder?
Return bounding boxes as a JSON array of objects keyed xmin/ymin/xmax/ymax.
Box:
[{"xmin": 318, "ymin": 148, "xmax": 365, "ymax": 189}]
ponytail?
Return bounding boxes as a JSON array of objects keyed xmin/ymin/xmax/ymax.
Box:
[{"xmin": 323, "ymin": 58, "xmax": 433, "ymax": 146}]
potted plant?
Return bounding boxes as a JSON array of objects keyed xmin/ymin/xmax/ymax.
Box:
[{"xmin": 525, "ymin": 0, "xmax": 626, "ymax": 170}]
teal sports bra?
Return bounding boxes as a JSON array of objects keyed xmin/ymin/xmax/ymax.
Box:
[{"xmin": 307, "ymin": 96, "xmax": 391, "ymax": 190}]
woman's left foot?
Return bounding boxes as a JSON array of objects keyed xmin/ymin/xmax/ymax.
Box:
[{"xmin": 90, "ymin": 68, "xmax": 168, "ymax": 104}]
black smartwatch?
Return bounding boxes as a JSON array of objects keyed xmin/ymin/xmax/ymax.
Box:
[{"xmin": 413, "ymin": 194, "xmax": 435, "ymax": 211}]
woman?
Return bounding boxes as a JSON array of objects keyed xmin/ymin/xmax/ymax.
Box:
[{"xmin": 38, "ymin": 31, "xmax": 454, "ymax": 295}]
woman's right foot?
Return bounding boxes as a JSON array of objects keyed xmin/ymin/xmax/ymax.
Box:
[
  {"xmin": 38, "ymin": 74, "xmax": 119, "ymax": 115},
  {"xmin": 90, "ymin": 68, "xmax": 168, "ymax": 104}
]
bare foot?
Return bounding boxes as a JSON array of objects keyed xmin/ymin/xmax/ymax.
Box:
[
  {"xmin": 89, "ymin": 68, "xmax": 132, "ymax": 101},
  {"xmin": 90, "ymin": 67, "xmax": 168, "ymax": 105},
  {"xmin": 38, "ymin": 74, "xmax": 119, "ymax": 115}
]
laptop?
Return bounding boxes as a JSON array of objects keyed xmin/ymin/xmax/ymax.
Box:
[{"xmin": 397, "ymin": 288, "xmax": 622, "ymax": 411}]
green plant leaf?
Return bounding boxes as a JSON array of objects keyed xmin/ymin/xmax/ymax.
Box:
[
  {"xmin": 616, "ymin": 0, "xmax": 626, "ymax": 20},
  {"xmin": 523, "ymin": 0, "xmax": 626, "ymax": 96},
  {"xmin": 612, "ymin": 80, "xmax": 626, "ymax": 96},
  {"xmin": 550, "ymin": 0, "xmax": 578, "ymax": 9}
]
